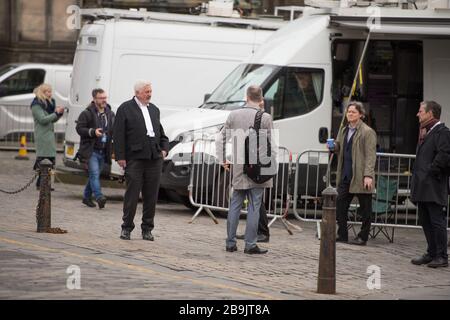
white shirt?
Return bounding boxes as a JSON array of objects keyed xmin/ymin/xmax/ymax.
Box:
[{"xmin": 134, "ymin": 97, "xmax": 155, "ymax": 137}]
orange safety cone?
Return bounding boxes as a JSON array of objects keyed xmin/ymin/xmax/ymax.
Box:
[{"xmin": 15, "ymin": 135, "xmax": 29, "ymax": 160}]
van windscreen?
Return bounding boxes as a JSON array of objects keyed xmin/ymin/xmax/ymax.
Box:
[{"xmin": 202, "ymin": 64, "xmax": 279, "ymax": 110}]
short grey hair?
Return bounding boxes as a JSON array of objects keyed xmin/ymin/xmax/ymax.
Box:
[
  {"xmin": 134, "ymin": 80, "xmax": 152, "ymax": 93},
  {"xmin": 421, "ymin": 100, "xmax": 441, "ymax": 120},
  {"xmin": 246, "ymin": 85, "xmax": 263, "ymax": 103}
]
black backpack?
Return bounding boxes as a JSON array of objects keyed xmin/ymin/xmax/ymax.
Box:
[{"xmin": 243, "ymin": 110, "xmax": 275, "ymax": 184}]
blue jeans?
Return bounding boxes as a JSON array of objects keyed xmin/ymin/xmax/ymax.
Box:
[
  {"xmin": 226, "ymin": 188, "xmax": 264, "ymax": 250},
  {"xmin": 83, "ymin": 150, "xmax": 104, "ymax": 200}
]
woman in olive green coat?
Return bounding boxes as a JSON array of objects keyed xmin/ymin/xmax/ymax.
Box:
[{"xmin": 31, "ymin": 83, "xmax": 65, "ymax": 188}]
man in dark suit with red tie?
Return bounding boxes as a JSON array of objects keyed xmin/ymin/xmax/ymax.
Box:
[{"xmin": 113, "ymin": 81, "xmax": 169, "ymax": 241}]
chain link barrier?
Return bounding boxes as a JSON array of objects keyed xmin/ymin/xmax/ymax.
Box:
[{"xmin": 0, "ymin": 171, "xmax": 39, "ymax": 194}]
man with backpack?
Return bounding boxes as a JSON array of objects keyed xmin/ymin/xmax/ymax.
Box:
[
  {"xmin": 411, "ymin": 101, "xmax": 450, "ymax": 268},
  {"xmin": 216, "ymin": 85, "xmax": 276, "ymax": 254},
  {"xmin": 236, "ymin": 99, "xmax": 271, "ymax": 243}
]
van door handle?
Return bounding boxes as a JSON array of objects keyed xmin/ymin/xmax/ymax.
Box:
[{"xmin": 318, "ymin": 127, "xmax": 328, "ymax": 143}]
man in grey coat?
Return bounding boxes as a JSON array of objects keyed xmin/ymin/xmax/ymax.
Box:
[{"xmin": 216, "ymin": 85, "xmax": 276, "ymax": 254}]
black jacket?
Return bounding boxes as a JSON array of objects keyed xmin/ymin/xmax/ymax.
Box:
[
  {"xmin": 76, "ymin": 102, "xmax": 115, "ymax": 164},
  {"xmin": 113, "ymin": 98, "xmax": 169, "ymax": 161},
  {"xmin": 411, "ymin": 123, "xmax": 450, "ymax": 206}
]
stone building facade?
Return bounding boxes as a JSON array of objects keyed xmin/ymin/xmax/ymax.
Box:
[{"xmin": 0, "ymin": 0, "xmax": 304, "ymax": 66}]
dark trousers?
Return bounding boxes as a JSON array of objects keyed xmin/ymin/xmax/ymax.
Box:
[
  {"xmin": 418, "ymin": 202, "xmax": 448, "ymax": 260},
  {"xmin": 258, "ymin": 202, "xmax": 270, "ymax": 237},
  {"xmin": 336, "ymin": 180, "xmax": 372, "ymax": 241},
  {"xmin": 121, "ymin": 158, "xmax": 163, "ymax": 233}
]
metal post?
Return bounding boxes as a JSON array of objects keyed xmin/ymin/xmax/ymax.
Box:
[
  {"xmin": 36, "ymin": 159, "xmax": 52, "ymax": 232},
  {"xmin": 317, "ymin": 186, "xmax": 337, "ymax": 294}
]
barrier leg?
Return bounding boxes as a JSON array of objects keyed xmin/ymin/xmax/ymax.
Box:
[
  {"xmin": 189, "ymin": 206, "xmax": 205, "ymax": 224},
  {"xmin": 189, "ymin": 206, "xmax": 219, "ymax": 224},
  {"xmin": 204, "ymin": 207, "xmax": 219, "ymax": 224},
  {"xmin": 279, "ymin": 217, "xmax": 294, "ymax": 235},
  {"xmin": 284, "ymin": 219, "xmax": 303, "ymax": 232}
]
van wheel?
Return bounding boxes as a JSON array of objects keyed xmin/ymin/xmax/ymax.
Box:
[
  {"xmin": 165, "ymin": 189, "xmax": 196, "ymax": 211},
  {"xmin": 181, "ymin": 196, "xmax": 196, "ymax": 211}
]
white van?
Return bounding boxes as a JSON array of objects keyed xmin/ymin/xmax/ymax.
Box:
[
  {"xmin": 0, "ymin": 63, "xmax": 72, "ymax": 140},
  {"xmin": 62, "ymin": 8, "xmax": 285, "ymax": 173},
  {"xmin": 159, "ymin": 4, "xmax": 450, "ymax": 205}
]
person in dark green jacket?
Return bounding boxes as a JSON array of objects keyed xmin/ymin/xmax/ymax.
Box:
[{"xmin": 31, "ymin": 83, "xmax": 65, "ymax": 189}]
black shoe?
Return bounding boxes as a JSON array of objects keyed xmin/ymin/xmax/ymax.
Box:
[
  {"xmin": 349, "ymin": 237, "xmax": 367, "ymax": 246},
  {"xmin": 244, "ymin": 245, "xmax": 268, "ymax": 254},
  {"xmin": 427, "ymin": 257, "xmax": 448, "ymax": 268},
  {"xmin": 226, "ymin": 245, "xmax": 237, "ymax": 252},
  {"xmin": 142, "ymin": 230, "xmax": 154, "ymax": 241},
  {"xmin": 96, "ymin": 196, "xmax": 107, "ymax": 209},
  {"xmin": 236, "ymin": 234, "xmax": 245, "ymax": 240},
  {"xmin": 82, "ymin": 198, "xmax": 96, "ymax": 208},
  {"xmin": 411, "ymin": 253, "xmax": 433, "ymax": 265},
  {"xmin": 257, "ymin": 234, "xmax": 270, "ymax": 243},
  {"xmin": 120, "ymin": 229, "xmax": 130, "ymax": 240},
  {"xmin": 336, "ymin": 236, "xmax": 348, "ymax": 243}
]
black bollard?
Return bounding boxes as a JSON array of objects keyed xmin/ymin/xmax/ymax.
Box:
[
  {"xmin": 36, "ymin": 159, "xmax": 52, "ymax": 232},
  {"xmin": 317, "ymin": 185, "xmax": 337, "ymax": 294}
]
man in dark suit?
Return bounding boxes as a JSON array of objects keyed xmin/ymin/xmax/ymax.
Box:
[
  {"xmin": 113, "ymin": 81, "xmax": 169, "ymax": 241},
  {"xmin": 411, "ymin": 101, "xmax": 450, "ymax": 268}
]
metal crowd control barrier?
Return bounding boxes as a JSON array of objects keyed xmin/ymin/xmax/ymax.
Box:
[
  {"xmin": 0, "ymin": 104, "xmax": 65, "ymax": 151},
  {"xmin": 188, "ymin": 139, "xmax": 299, "ymax": 234},
  {"xmin": 346, "ymin": 152, "xmax": 450, "ymax": 242},
  {"xmin": 292, "ymin": 150, "xmax": 331, "ymax": 237},
  {"xmin": 292, "ymin": 150, "xmax": 450, "ymax": 242}
]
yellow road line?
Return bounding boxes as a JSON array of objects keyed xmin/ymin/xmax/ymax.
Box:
[{"xmin": 0, "ymin": 236, "xmax": 279, "ymax": 300}]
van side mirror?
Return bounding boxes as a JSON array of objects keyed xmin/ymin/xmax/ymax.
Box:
[
  {"xmin": 319, "ymin": 127, "xmax": 328, "ymax": 143},
  {"xmin": 263, "ymin": 97, "xmax": 273, "ymax": 114},
  {"xmin": 204, "ymin": 93, "xmax": 211, "ymax": 102}
]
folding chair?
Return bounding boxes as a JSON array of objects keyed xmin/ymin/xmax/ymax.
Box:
[
  {"xmin": 347, "ymin": 175, "xmax": 398, "ymax": 242},
  {"xmin": 370, "ymin": 175, "xmax": 398, "ymax": 243}
]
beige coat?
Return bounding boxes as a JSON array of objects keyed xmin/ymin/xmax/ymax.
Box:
[
  {"xmin": 334, "ymin": 120, "xmax": 377, "ymax": 194},
  {"xmin": 216, "ymin": 105, "xmax": 276, "ymax": 190}
]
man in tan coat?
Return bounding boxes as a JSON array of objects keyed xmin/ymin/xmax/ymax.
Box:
[
  {"xmin": 328, "ymin": 101, "xmax": 377, "ymax": 246},
  {"xmin": 216, "ymin": 85, "xmax": 276, "ymax": 254}
]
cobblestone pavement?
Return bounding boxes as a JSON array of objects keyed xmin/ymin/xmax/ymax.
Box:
[{"xmin": 0, "ymin": 151, "xmax": 449, "ymax": 300}]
